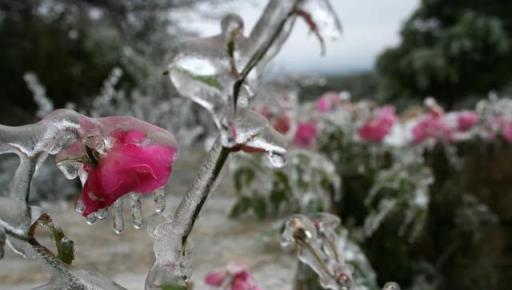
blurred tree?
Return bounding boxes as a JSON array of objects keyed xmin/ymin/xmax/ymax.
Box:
[
  {"xmin": 377, "ymin": 0, "xmax": 512, "ymax": 107},
  {"xmin": 0, "ymin": 0, "xmax": 223, "ymax": 124}
]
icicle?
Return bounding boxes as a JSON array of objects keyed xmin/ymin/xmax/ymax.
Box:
[
  {"xmin": 130, "ymin": 193, "xmax": 144, "ymax": 229},
  {"xmin": 74, "ymin": 199, "xmax": 85, "ymax": 214},
  {"xmin": 112, "ymin": 199, "xmax": 124, "ymax": 234},
  {"xmin": 153, "ymin": 188, "xmax": 166, "ymax": 213},
  {"xmin": 86, "ymin": 213, "xmax": 98, "ymax": 225},
  {"xmin": 95, "ymin": 208, "xmax": 108, "ymax": 220}
]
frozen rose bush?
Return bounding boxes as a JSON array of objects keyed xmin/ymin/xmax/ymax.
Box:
[{"xmin": 232, "ymin": 91, "xmax": 509, "ymax": 290}]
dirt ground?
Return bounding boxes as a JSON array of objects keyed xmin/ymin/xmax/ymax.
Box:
[{"xmin": 0, "ymin": 151, "xmax": 296, "ymax": 290}]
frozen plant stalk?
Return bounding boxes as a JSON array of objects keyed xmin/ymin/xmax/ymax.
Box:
[{"xmin": 148, "ymin": 0, "xmax": 342, "ymax": 289}]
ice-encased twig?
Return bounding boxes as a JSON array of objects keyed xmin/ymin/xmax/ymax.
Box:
[
  {"xmin": 146, "ymin": 137, "xmax": 229, "ymax": 290},
  {"xmin": 0, "ymin": 110, "xmax": 81, "ymax": 239}
]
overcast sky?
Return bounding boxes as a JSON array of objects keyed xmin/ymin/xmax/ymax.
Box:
[{"xmin": 179, "ymin": 0, "xmax": 419, "ymax": 75}]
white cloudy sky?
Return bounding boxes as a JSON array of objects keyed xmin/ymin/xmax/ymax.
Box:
[{"xmin": 178, "ymin": 0, "xmax": 419, "ymax": 74}]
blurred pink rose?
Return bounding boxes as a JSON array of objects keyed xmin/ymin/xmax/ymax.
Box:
[
  {"xmin": 80, "ymin": 129, "xmax": 176, "ymax": 216},
  {"xmin": 316, "ymin": 92, "xmax": 340, "ymax": 112},
  {"xmin": 272, "ymin": 113, "xmax": 292, "ymax": 134},
  {"xmin": 256, "ymin": 105, "xmax": 272, "ymax": 119},
  {"xmin": 357, "ymin": 106, "xmax": 397, "ymax": 143},
  {"xmin": 205, "ymin": 263, "xmax": 263, "ymax": 290},
  {"xmin": 412, "ymin": 113, "xmax": 452, "ymax": 144},
  {"xmin": 456, "ymin": 111, "xmax": 479, "ymax": 131},
  {"xmin": 205, "ymin": 271, "xmax": 227, "ymax": 287},
  {"xmin": 293, "ymin": 121, "xmax": 318, "ymax": 148},
  {"xmin": 502, "ymin": 119, "xmax": 512, "ymax": 142}
]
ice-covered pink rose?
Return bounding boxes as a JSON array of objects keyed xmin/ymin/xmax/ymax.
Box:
[
  {"xmin": 56, "ymin": 115, "xmax": 178, "ymax": 217},
  {"xmin": 357, "ymin": 106, "xmax": 397, "ymax": 143},
  {"xmin": 231, "ymin": 270, "xmax": 262, "ymax": 290},
  {"xmin": 80, "ymin": 129, "xmax": 176, "ymax": 216},
  {"xmin": 316, "ymin": 92, "xmax": 340, "ymax": 113},
  {"xmin": 457, "ymin": 111, "xmax": 479, "ymax": 131},
  {"xmin": 411, "ymin": 113, "xmax": 452, "ymax": 144},
  {"xmin": 293, "ymin": 121, "xmax": 318, "ymax": 148}
]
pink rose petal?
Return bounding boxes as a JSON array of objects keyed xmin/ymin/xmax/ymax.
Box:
[
  {"xmin": 205, "ymin": 271, "xmax": 227, "ymax": 287},
  {"xmin": 80, "ymin": 130, "xmax": 176, "ymax": 216}
]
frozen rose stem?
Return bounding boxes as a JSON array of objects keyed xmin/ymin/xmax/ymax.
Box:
[
  {"xmin": 148, "ymin": 6, "xmax": 300, "ymax": 290},
  {"xmin": 148, "ymin": 16, "xmax": 296, "ymax": 288},
  {"xmin": 147, "ymin": 138, "xmax": 230, "ymax": 290},
  {"xmin": 173, "ymin": 138, "xmax": 230, "ymax": 245}
]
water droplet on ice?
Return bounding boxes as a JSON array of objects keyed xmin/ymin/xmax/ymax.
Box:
[
  {"xmin": 75, "ymin": 199, "xmax": 85, "ymax": 214},
  {"xmin": 153, "ymin": 189, "xmax": 166, "ymax": 213},
  {"xmin": 86, "ymin": 213, "xmax": 98, "ymax": 225},
  {"xmin": 267, "ymin": 150, "xmax": 286, "ymax": 168},
  {"xmin": 95, "ymin": 208, "xmax": 108, "ymax": 220}
]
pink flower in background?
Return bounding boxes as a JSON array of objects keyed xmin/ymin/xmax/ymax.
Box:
[
  {"xmin": 205, "ymin": 262, "xmax": 263, "ymax": 290},
  {"xmin": 272, "ymin": 113, "xmax": 292, "ymax": 134},
  {"xmin": 502, "ymin": 119, "xmax": 512, "ymax": 142},
  {"xmin": 357, "ymin": 106, "xmax": 397, "ymax": 143},
  {"xmin": 205, "ymin": 271, "xmax": 227, "ymax": 287},
  {"xmin": 256, "ymin": 105, "xmax": 272, "ymax": 119},
  {"xmin": 293, "ymin": 121, "xmax": 318, "ymax": 148},
  {"xmin": 316, "ymin": 91, "xmax": 340, "ymax": 112},
  {"xmin": 457, "ymin": 111, "xmax": 479, "ymax": 131},
  {"xmin": 80, "ymin": 129, "xmax": 176, "ymax": 216},
  {"xmin": 411, "ymin": 113, "xmax": 452, "ymax": 144}
]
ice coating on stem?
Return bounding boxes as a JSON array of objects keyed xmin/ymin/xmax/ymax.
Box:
[
  {"xmin": 149, "ymin": 1, "xmax": 342, "ymax": 288},
  {"xmin": 146, "ymin": 139, "xmax": 227, "ymax": 290},
  {"xmin": 228, "ymin": 109, "xmax": 288, "ymax": 167},
  {"xmin": 249, "ymin": 0, "xmax": 342, "ymax": 71},
  {"xmin": 168, "ymin": 13, "xmax": 254, "ymax": 131},
  {"xmin": 7, "ymin": 210, "xmax": 127, "ymax": 290},
  {"xmin": 281, "ymin": 214, "xmax": 353, "ymax": 290},
  {"xmin": 169, "ymin": 0, "xmax": 341, "ymax": 149},
  {"xmin": 0, "ymin": 226, "xmax": 5, "ymax": 259}
]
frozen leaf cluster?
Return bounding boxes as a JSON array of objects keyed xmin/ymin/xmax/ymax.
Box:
[{"xmin": 230, "ymin": 149, "xmax": 340, "ymax": 219}]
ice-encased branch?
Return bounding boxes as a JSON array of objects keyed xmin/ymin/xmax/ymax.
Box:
[
  {"xmin": 0, "ymin": 109, "xmax": 132, "ymax": 290},
  {"xmin": 146, "ymin": 138, "xmax": 229, "ymax": 290}
]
